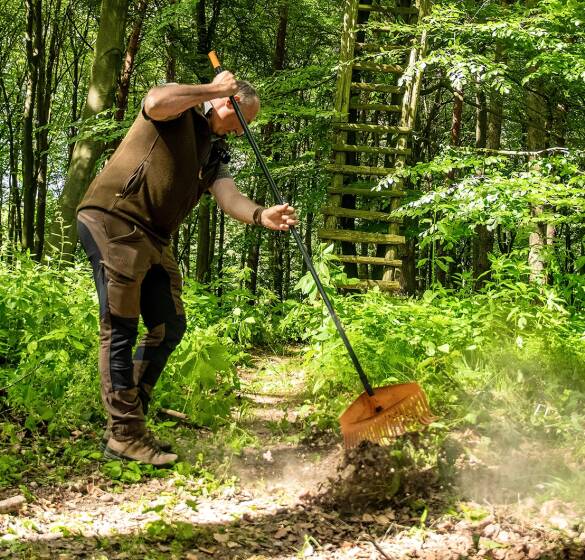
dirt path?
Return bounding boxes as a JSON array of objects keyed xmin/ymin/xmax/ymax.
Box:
[{"xmin": 1, "ymin": 352, "xmax": 584, "ymax": 559}]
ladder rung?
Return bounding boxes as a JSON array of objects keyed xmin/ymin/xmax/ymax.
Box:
[
  {"xmin": 325, "ymin": 163, "xmax": 396, "ymax": 177},
  {"xmin": 349, "ymin": 102, "xmax": 401, "ymax": 112},
  {"xmin": 338, "ymin": 279, "xmax": 401, "ymax": 291},
  {"xmin": 333, "ymin": 123, "xmax": 411, "ymax": 134},
  {"xmin": 351, "ymin": 82, "xmax": 403, "ymax": 94},
  {"xmin": 353, "ymin": 62, "xmax": 403, "ymax": 74},
  {"xmin": 357, "ymin": 4, "xmax": 419, "ymax": 15},
  {"xmin": 333, "ymin": 144, "xmax": 411, "ymax": 156},
  {"xmin": 328, "ymin": 186, "xmax": 404, "ymax": 198},
  {"xmin": 335, "ymin": 255, "xmax": 403, "ymax": 267},
  {"xmin": 319, "ymin": 229, "xmax": 405, "ymax": 245},
  {"xmin": 321, "ymin": 206, "xmax": 401, "ymax": 222},
  {"xmin": 355, "ymin": 43, "xmax": 411, "ymax": 53}
]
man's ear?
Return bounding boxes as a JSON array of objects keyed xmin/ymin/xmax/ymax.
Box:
[{"xmin": 226, "ymin": 95, "xmax": 241, "ymax": 109}]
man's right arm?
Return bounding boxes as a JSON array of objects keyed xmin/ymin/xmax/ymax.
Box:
[{"xmin": 143, "ymin": 71, "xmax": 238, "ymax": 121}]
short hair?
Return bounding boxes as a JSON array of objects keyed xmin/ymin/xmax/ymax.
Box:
[{"xmin": 236, "ymin": 80, "xmax": 259, "ymax": 106}]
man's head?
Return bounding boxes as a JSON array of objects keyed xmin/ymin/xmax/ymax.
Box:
[{"xmin": 208, "ymin": 80, "xmax": 260, "ymax": 137}]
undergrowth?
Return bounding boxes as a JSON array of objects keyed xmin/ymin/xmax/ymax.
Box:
[
  {"xmin": 0, "ymin": 252, "xmax": 584, "ymax": 494},
  {"xmin": 297, "ymin": 254, "xmax": 585, "ymax": 457}
]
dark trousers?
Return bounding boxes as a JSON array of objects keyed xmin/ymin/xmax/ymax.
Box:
[{"xmin": 77, "ymin": 209, "xmax": 186, "ymax": 440}]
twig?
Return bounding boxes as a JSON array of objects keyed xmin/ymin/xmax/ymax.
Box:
[
  {"xmin": 364, "ymin": 535, "xmax": 393, "ymax": 559},
  {"xmin": 158, "ymin": 408, "xmax": 212, "ymax": 431}
]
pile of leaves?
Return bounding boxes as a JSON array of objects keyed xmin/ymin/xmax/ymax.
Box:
[{"xmin": 307, "ymin": 434, "xmax": 449, "ymax": 514}]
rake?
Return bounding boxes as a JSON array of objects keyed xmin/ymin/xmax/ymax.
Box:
[{"xmin": 208, "ymin": 51, "xmax": 436, "ymax": 448}]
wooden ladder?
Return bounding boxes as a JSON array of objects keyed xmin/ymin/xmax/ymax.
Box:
[{"xmin": 320, "ymin": 0, "xmax": 430, "ymax": 291}]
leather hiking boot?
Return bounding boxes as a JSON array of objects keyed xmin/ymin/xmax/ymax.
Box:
[
  {"xmin": 100, "ymin": 428, "xmax": 173, "ymax": 452},
  {"xmin": 104, "ymin": 435, "xmax": 178, "ymax": 467}
]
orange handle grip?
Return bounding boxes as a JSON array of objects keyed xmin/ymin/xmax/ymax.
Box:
[{"xmin": 208, "ymin": 51, "xmax": 222, "ymax": 73}]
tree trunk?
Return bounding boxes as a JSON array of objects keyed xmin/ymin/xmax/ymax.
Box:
[
  {"xmin": 34, "ymin": 0, "xmax": 63, "ymax": 260},
  {"xmin": 217, "ymin": 209, "xmax": 225, "ymax": 296},
  {"xmin": 246, "ymin": 183, "xmax": 266, "ymax": 294},
  {"xmin": 66, "ymin": 10, "xmax": 91, "ymax": 167},
  {"xmin": 22, "ymin": 0, "xmax": 42, "ymax": 253},
  {"xmin": 472, "ymin": 80, "xmax": 490, "ymax": 287},
  {"xmin": 196, "ymin": 195, "xmax": 212, "ymax": 283},
  {"xmin": 115, "ymin": 0, "xmax": 148, "ymax": 122},
  {"xmin": 526, "ymin": 80, "xmax": 548, "ymax": 282},
  {"xmin": 209, "ymin": 201, "xmax": 218, "ymax": 280},
  {"xmin": 450, "ymin": 88, "xmax": 464, "ymax": 148},
  {"xmin": 48, "ymin": 0, "xmax": 129, "ymax": 258},
  {"xmin": 0, "ymin": 76, "xmax": 22, "ymax": 247}
]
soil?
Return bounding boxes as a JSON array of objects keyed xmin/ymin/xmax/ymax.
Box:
[{"xmin": 0, "ymin": 351, "xmax": 584, "ymax": 559}]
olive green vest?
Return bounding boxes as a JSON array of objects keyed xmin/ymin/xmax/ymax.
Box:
[{"xmin": 78, "ymin": 108, "xmax": 225, "ymax": 242}]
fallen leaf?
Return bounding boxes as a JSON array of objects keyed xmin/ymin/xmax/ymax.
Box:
[
  {"xmin": 213, "ymin": 532, "xmax": 229, "ymax": 543},
  {"xmin": 274, "ymin": 527, "xmax": 290, "ymax": 539}
]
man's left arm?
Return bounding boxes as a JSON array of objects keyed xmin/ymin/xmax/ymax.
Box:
[{"xmin": 209, "ymin": 178, "xmax": 298, "ymax": 230}]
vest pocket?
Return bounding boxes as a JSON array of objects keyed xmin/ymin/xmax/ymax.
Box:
[{"xmin": 119, "ymin": 160, "xmax": 147, "ymax": 199}]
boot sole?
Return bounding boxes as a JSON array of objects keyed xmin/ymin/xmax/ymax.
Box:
[{"xmin": 103, "ymin": 446, "xmax": 177, "ymax": 467}]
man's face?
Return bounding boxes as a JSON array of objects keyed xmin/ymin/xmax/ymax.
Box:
[{"xmin": 208, "ymin": 96, "xmax": 260, "ymax": 137}]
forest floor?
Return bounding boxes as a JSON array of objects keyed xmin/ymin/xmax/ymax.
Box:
[{"xmin": 1, "ymin": 349, "xmax": 584, "ymax": 559}]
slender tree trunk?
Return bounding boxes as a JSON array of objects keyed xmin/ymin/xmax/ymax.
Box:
[
  {"xmin": 194, "ymin": 0, "xmax": 223, "ymax": 281},
  {"xmin": 209, "ymin": 202, "xmax": 218, "ymax": 280},
  {"xmin": 246, "ymin": 184, "xmax": 266, "ymax": 293},
  {"xmin": 48, "ymin": 0, "xmax": 129, "ymax": 258},
  {"xmin": 34, "ymin": 0, "xmax": 63, "ymax": 260},
  {"xmin": 436, "ymin": 87, "xmax": 464, "ymax": 285},
  {"xmin": 196, "ymin": 195, "xmax": 212, "ymax": 283},
  {"xmin": 22, "ymin": 0, "xmax": 42, "ymax": 253},
  {"xmin": 115, "ymin": 0, "xmax": 148, "ymax": 121},
  {"xmin": 0, "ymin": 76, "xmax": 22, "ymax": 247},
  {"xmin": 472, "ymin": 80, "xmax": 491, "ymax": 287},
  {"xmin": 67, "ymin": 11, "xmax": 91, "ymax": 167},
  {"xmin": 450, "ymin": 87, "xmax": 464, "ymax": 148},
  {"xmin": 217, "ymin": 210, "xmax": 225, "ymax": 296},
  {"xmin": 526, "ymin": 80, "xmax": 548, "ymax": 282}
]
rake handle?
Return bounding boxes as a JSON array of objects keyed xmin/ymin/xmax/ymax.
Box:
[{"xmin": 208, "ymin": 51, "xmax": 375, "ymax": 397}]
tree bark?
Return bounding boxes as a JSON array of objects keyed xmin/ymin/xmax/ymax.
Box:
[
  {"xmin": 34, "ymin": 0, "xmax": 64, "ymax": 259},
  {"xmin": 48, "ymin": 0, "xmax": 129, "ymax": 258},
  {"xmin": 472, "ymin": 79, "xmax": 491, "ymax": 287},
  {"xmin": 22, "ymin": 0, "xmax": 42, "ymax": 253},
  {"xmin": 0, "ymin": 75, "xmax": 23, "ymax": 247},
  {"xmin": 217, "ymin": 209, "xmax": 225, "ymax": 296},
  {"xmin": 196, "ymin": 195, "xmax": 212, "ymax": 283},
  {"xmin": 526, "ymin": 80, "xmax": 548, "ymax": 282},
  {"xmin": 115, "ymin": 0, "xmax": 148, "ymax": 122}
]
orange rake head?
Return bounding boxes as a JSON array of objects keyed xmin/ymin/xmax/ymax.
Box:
[{"xmin": 339, "ymin": 382, "xmax": 437, "ymax": 449}]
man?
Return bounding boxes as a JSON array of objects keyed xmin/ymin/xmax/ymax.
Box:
[{"xmin": 76, "ymin": 70, "xmax": 297, "ymax": 466}]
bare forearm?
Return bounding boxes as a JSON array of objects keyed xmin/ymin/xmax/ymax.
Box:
[
  {"xmin": 210, "ymin": 179, "xmax": 299, "ymax": 231},
  {"xmin": 143, "ymin": 71, "xmax": 237, "ymax": 121},
  {"xmin": 211, "ymin": 179, "xmax": 259, "ymax": 224},
  {"xmin": 144, "ymin": 83, "xmax": 224, "ymax": 121}
]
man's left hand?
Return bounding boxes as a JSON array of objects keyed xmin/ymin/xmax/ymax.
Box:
[{"xmin": 261, "ymin": 203, "xmax": 299, "ymax": 231}]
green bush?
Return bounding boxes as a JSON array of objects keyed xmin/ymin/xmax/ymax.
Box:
[{"xmin": 298, "ymin": 254, "xmax": 585, "ymax": 446}]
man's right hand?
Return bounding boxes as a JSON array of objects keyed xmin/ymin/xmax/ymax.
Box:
[{"xmin": 212, "ymin": 71, "xmax": 238, "ymax": 98}]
